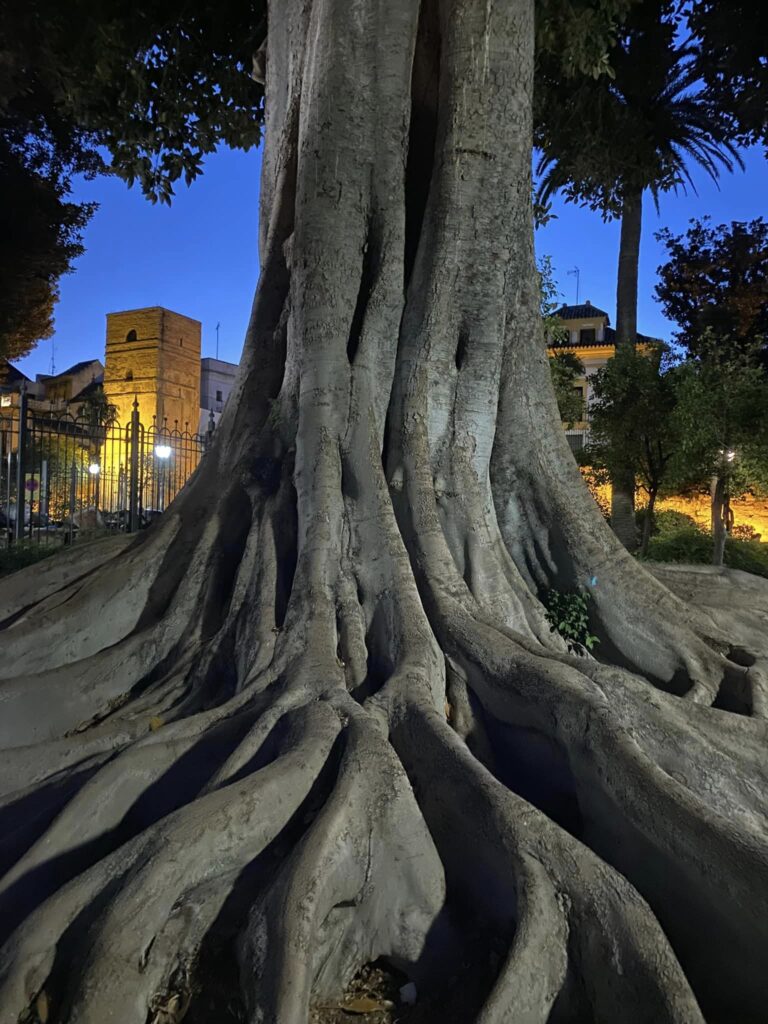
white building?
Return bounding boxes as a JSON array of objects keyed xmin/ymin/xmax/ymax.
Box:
[{"xmin": 198, "ymin": 357, "xmax": 238, "ymax": 433}]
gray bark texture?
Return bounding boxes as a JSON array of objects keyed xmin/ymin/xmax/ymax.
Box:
[
  {"xmin": 610, "ymin": 187, "xmax": 644, "ymax": 551},
  {"xmin": 2, "ymin": 2, "xmax": 768, "ymax": 1022}
]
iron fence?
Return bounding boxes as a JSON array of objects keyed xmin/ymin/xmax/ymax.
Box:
[{"xmin": 1, "ymin": 390, "xmax": 214, "ymax": 548}]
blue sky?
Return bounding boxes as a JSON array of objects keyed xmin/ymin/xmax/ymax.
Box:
[{"xmin": 14, "ymin": 143, "xmax": 767, "ymax": 380}]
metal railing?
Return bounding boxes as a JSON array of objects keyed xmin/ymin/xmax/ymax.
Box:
[{"xmin": 1, "ymin": 388, "xmax": 214, "ymax": 548}]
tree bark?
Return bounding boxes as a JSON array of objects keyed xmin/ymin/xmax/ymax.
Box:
[
  {"xmin": 611, "ymin": 186, "xmax": 644, "ymax": 551},
  {"xmin": 712, "ymin": 474, "xmax": 729, "ymax": 566},
  {"xmin": 1, "ymin": 3, "xmax": 767, "ymax": 1023},
  {"xmin": 639, "ymin": 488, "xmax": 658, "ymax": 557}
]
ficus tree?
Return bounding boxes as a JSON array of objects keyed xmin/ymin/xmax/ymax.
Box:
[{"xmin": 1, "ymin": 2, "xmax": 768, "ymax": 1023}]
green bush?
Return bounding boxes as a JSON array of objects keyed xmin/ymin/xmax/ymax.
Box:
[
  {"xmin": 643, "ymin": 527, "xmax": 768, "ymax": 578},
  {"xmin": 544, "ymin": 589, "xmax": 600, "ymax": 655},
  {"xmin": 724, "ymin": 537, "xmax": 768, "ymax": 577},
  {"xmin": 635, "ymin": 507, "xmax": 698, "ymax": 537},
  {"xmin": 0, "ymin": 543, "xmax": 57, "ymax": 578}
]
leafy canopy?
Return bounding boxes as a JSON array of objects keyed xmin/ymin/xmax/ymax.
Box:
[
  {"xmin": 0, "ymin": 0, "xmax": 266, "ymax": 355},
  {"xmin": 535, "ymin": 0, "xmax": 741, "ymax": 217},
  {"xmin": 686, "ymin": 0, "xmax": 768, "ymax": 150},
  {"xmin": 1, "ymin": 0, "xmax": 643, "ymax": 205},
  {"xmin": 0, "ymin": 139, "xmax": 95, "ymax": 362},
  {"xmin": 670, "ymin": 341, "xmax": 768, "ymax": 500},
  {"xmin": 584, "ymin": 345, "xmax": 678, "ymax": 497},
  {"xmin": 655, "ymin": 217, "xmax": 768, "ymax": 367},
  {"xmin": 0, "ymin": 0, "xmax": 636, "ymax": 356}
]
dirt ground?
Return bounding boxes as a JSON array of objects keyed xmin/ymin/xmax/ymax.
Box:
[{"xmin": 311, "ymin": 935, "xmax": 507, "ymax": 1024}]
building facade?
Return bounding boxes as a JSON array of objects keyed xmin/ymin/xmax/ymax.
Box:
[
  {"xmin": 547, "ymin": 300, "xmax": 660, "ymax": 452},
  {"xmin": 199, "ymin": 358, "xmax": 238, "ymax": 433},
  {"xmin": 104, "ymin": 307, "xmax": 202, "ymax": 431}
]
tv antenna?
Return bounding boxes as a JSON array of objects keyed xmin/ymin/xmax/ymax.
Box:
[
  {"xmin": 567, "ymin": 266, "xmax": 580, "ymax": 304},
  {"xmin": 50, "ymin": 337, "xmax": 56, "ymax": 376},
  {"xmin": 215, "ymin": 322, "xmax": 220, "ymax": 360}
]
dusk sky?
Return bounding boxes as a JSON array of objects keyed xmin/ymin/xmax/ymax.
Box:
[{"xmin": 14, "ymin": 144, "xmax": 767, "ymax": 380}]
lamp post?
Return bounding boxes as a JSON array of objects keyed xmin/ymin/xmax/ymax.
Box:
[
  {"xmin": 154, "ymin": 443, "xmax": 171, "ymax": 511},
  {"xmin": 88, "ymin": 461, "xmax": 100, "ymax": 512}
]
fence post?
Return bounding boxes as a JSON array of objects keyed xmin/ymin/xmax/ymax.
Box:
[
  {"xmin": 129, "ymin": 397, "xmax": 140, "ymax": 533},
  {"xmin": 13, "ymin": 384, "xmax": 28, "ymax": 542},
  {"xmin": 68, "ymin": 461, "xmax": 78, "ymax": 545},
  {"xmin": 205, "ymin": 409, "xmax": 216, "ymax": 451}
]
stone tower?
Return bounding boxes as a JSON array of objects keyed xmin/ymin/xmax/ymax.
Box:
[{"xmin": 104, "ymin": 307, "xmax": 202, "ymax": 431}]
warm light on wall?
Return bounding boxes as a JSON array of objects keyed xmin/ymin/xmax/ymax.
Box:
[
  {"xmin": 88, "ymin": 463, "xmax": 100, "ymax": 476},
  {"xmin": 155, "ymin": 445, "xmax": 172, "ymax": 460}
]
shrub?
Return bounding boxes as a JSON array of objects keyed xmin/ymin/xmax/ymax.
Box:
[
  {"xmin": 544, "ymin": 589, "xmax": 600, "ymax": 655},
  {"xmin": 654, "ymin": 509, "xmax": 700, "ymax": 535},
  {"xmin": 635, "ymin": 507, "xmax": 699, "ymax": 537},
  {"xmin": 0, "ymin": 542, "xmax": 57, "ymax": 578},
  {"xmin": 643, "ymin": 527, "xmax": 711, "ymax": 565},
  {"xmin": 724, "ymin": 538, "xmax": 768, "ymax": 577},
  {"xmin": 643, "ymin": 527, "xmax": 768, "ymax": 578}
]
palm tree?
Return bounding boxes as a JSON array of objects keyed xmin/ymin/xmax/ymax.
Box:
[{"xmin": 535, "ymin": 1, "xmax": 742, "ymax": 548}]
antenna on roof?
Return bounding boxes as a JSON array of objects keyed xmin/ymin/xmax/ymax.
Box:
[
  {"xmin": 215, "ymin": 322, "xmax": 220, "ymax": 360},
  {"xmin": 50, "ymin": 337, "xmax": 56, "ymax": 376},
  {"xmin": 567, "ymin": 266, "xmax": 580, "ymax": 305}
]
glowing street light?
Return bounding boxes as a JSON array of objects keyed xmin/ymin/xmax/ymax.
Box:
[
  {"xmin": 88, "ymin": 463, "xmax": 100, "ymax": 475},
  {"xmin": 155, "ymin": 445, "xmax": 172, "ymax": 460}
]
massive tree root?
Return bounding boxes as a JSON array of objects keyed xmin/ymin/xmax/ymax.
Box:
[{"xmin": 2, "ymin": 0, "xmax": 767, "ymax": 1021}]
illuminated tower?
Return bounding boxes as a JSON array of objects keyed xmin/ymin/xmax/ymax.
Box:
[{"xmin": 104, "ymin": 307, "xmax": 202, "ymax": 431}]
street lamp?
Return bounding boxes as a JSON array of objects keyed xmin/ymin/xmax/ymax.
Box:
[
  {"xmin": 88, "ymin": 462, "xmax": 101, "ymax": 513},
  {"xmin": 154, "ymin": 443, "xmax": 172, "ymax": 511}
]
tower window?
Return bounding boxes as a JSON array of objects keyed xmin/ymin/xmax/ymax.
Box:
[
  {"xmin": 179, "ymin": 338, "xmax": 183, "ymax": 347},
  {"xmin": 126, "ymin": 329, "xmax": 137, "ymax": 342},
  {"xmin": 216, "ymin": 390, "xmax": 223, "ymax": 402},
  {"xmin": 579, "ymin": 327, "xmax": 596, "ymax": 344},
  {"xmin": 125, "ymin": 370, "xmax": 134, "ymax": 381}
]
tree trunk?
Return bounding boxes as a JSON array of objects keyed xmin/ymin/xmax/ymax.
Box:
[
  {"xmin": 616, "ymin": 188, "xmax": 643, "ymax": 348},
  {"xmin": 639, "ymin": 489, "xmax": 657, "ymax": 557},
  {"xmin": 1, "ymin": 3, "xmax": 768, "ymax": 1023},
  {"xmin": 712, "ymin": 474, "xmax": 728, "ymax": 566},
  {"xmin": 610, "ymin": 186, "xmax": 644, "ymax": 551}
]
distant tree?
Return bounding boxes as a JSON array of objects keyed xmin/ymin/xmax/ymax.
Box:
[
  {"xmin": 583, "ymin": 346, "xmax": 679, "ymax": 555},
  {"xmin": 655, "ymin": 217, "xmax": 768, "ymax": 368},
  {"xmin": 0, "ymin": 138, "xmax": 95, "ymax": 362},
  {"xmin": 538, "ymin": 254, "xmax": 569, "ymax": 345},
  {"xmin": 686, "ymin": 0, "xmax": 768, "ymax": 150},
  {"xmin": 550, "ymin": 352, "xmax": 587, "ymax": 427},
  {"xmin": 670, "ymin": 344, "xmax": 768, "ymax": 565},
  {"xmin": 536, "ymin": 0, "xmax": 741, "ymax": 549}
]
